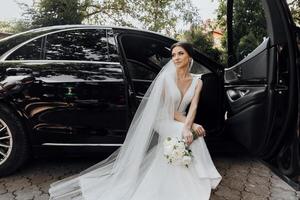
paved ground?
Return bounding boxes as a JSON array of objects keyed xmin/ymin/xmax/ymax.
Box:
[{"xmin": 0, "ymin": 155, "xmax": 299, "ymax": 200}]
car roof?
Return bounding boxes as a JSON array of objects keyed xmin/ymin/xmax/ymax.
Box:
[
  {"xmin": 3, "ymin": 24, "xmax": 174, "ymax": 41},
  {"xmin": 0, "ymin": 25, "xmax": 176, "ymax": 58}
]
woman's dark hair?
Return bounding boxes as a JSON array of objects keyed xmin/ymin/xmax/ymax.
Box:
[{"xmin": 170, "ymin": 41, "xmax": 194, "ymax": 57}]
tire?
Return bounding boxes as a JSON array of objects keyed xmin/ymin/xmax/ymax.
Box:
[
  {"xmin": 277, "ymin": 139, "xmax": 300, "ymax": 177},
  {"xmin": 0, "ymin": 105, "xmax": 29, "ymax": 176}
]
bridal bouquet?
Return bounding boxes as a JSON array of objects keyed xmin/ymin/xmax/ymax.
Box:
[{"xmin": 163, "ymin": 137, "xmax": 193, "ymax": 168}]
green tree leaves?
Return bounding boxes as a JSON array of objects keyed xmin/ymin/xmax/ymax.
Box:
[
  {"xmin": 0, "ymin": 20, "xmax": 30, "ymax": 33},
  {"xmin": 288, "ymin": 0, "xmax": 300, "ymax": 26},
  {"xmin": 178, "ymin": 24, "xmax": 222, "ymax": 63},
  {"xmin": 216, "ymin": 0, "xmax": 267, "ymax": 64},
  {"xmin": 21, "ymin": 0, "xmax": 200, "ymax": 34},
  {"xmin": 24, "ymin": 0, "xmax": 87, "ymax": 27}
]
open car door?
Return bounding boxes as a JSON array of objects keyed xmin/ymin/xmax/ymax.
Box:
[{"xmin": 224, "ymin": 0, "xmax": 300, "ymax": 181}]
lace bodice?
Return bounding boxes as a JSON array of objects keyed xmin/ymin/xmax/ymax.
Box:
[{"xmin": 175, "ymin": 77, "xmax": 198, "ymax": 115}]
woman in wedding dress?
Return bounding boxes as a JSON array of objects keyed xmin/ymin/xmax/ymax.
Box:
[{"xmin": 49, "ymin": 42, "xmax": 222, "ymax": 200}]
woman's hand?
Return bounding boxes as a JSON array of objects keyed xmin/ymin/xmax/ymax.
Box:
[
  {"xmin": 182, "ymin": 128, "xmax": 193, "ymax": 146},
  {"xmin": 192, "ymin": 123, "xmax": 206, "ymax": 137}
]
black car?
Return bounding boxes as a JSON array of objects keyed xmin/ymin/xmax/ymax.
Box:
[{"xmin": 0, "ymin": 0, "xmax": 298, "ymax": 187}]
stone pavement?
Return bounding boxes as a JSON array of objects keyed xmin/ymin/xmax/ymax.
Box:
[{"xmin": 0, "ymin": 155, "xmax": 299, "ymax": 200}]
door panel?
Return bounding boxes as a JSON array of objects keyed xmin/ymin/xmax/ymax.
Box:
[
  {"xmin": 225, "ymin": 39, "xmax": 271, "ymax": 154},
  {"xmin": 226, "ymin": 86, "xmax": 266, "ymax": 115},
  {"xmin": 226, "ymin": 102, "xmax": 267, "ymax": 152},
  {"xmin": 225, "ymin": 0, "xmax": 299, "ymax": 178}
]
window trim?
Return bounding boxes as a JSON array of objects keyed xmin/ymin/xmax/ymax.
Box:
[
  {"xmin": 0, "ymin": 60, "xmax": 120, "ymax": 65},
  {"xmin": 0, "ymin": 27, "xmax": 114, "ymax": 62}
]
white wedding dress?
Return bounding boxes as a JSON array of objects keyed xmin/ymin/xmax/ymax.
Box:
[
  {"xmin": 49, "ymin": 61, "xmax": 221, "ymax": 200},
  {"xmin": 129, "ymin": 76, "xmax": 222, "ymax": 200}
]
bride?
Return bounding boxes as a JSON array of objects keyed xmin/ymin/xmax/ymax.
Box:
[{"xmin": 49, "ymin": 42, "xmax": 222, "ymax": 200}]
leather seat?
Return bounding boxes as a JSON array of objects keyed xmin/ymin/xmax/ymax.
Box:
[{"xmin": 188, "ymin": 73, "xmax": 224, "ymax": 134}]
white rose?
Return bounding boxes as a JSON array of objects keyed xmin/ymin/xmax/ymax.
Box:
[
  {"xmin": 164, "ymin": 137, "xmax": 177, "ymax": 146},
  {"xmin": 172, "ymin": 148, "xmax": 184, "ymax": 159},
  {"xmin": 182, "ymin": 155, "xmax": 192, "ymax": 166},
  {"xmin": 176, "ymin": 142, "xmax": 186, "ymax": 152},
  {"xmin": 164, "ymin": 144, "xmax": 174, "ymax": 156}
]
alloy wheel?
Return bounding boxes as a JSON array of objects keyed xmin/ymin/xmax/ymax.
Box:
[{"xmin": 0, "ymin": 118, "xmax": 12, "ymax": 166}]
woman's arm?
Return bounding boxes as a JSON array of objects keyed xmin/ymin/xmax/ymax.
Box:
[
  {"xmin": 184, "ymin": 79, "xmax": 203, "ymax": 129},
  {"xmin": 174, "ymin": 112, "xmax": 202, "ymax": 133},
  {"xmin": 174, "ymin": 112, "xmax": 186, "ymax": 123},
  {"xmin": 174, "ymin": 112, "xmax": 198, "ymax": 129},
  {"xmin": 181, "ymin": 79, "xmax": 204, "ymax": 144}
]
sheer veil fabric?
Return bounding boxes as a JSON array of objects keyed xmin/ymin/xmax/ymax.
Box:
[{"xmin": 49, "ymin": 60, "xmax": 222, "ymax": 200}]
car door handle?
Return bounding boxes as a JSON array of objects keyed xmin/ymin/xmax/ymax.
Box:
[
  {"xmin": 238, "ymin": 89, "xmax": 250, "ymax": 96},
  {"xmin": 6, "ymin": 67, "xmax": 33, "ymax": 75},
  {"xmin": 227, "ymin": 89, "xmax": 250, "ymax": 102},
  {"xmin": 42, "ymin": 93, "xmax": 55, "ymax": 98}
]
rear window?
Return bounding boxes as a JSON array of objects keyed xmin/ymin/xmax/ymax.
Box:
[
  {"xmin": 45, "ymin": 29, "xmax": 109, "ymax": 61},
  {"xmin": 0, "ymin": 34, "xmax": 34, "ymax": 58},
  {"xmin": 0, "ymin": 28, "xmax": 57, "ymax": 59}
]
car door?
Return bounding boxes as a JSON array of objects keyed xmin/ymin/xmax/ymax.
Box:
[
  {"xmin": 4, "ymin": 28, "xmax": 129, "ymax": 146},
  {"xmin": 224, "ymin": 0, "xmax": 299, "ymax": 177}
]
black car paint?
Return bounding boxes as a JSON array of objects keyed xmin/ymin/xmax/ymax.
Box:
[
  {"xmin": 0, "ymin": 62, "xmax": 127, "ymax": 143},
  {"xmin": 0, "ymin": 27, "xmax": 174, "ymax": 147}
]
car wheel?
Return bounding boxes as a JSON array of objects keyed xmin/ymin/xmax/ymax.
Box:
[
  {"xmin": 0, "ymin": 105, "xmax": 29, "ymax": 176},
  {"xmin": 277, "ymin": 139, "xmax": 300, "ymax": 177}
]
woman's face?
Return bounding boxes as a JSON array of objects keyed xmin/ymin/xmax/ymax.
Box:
[{"xmin": 171, "ymin": 46, "xmax": 191, "ymax": 70}]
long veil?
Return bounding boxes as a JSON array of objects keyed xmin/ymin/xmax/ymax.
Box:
[{"xmin": 49, "ymin": 60, "xmax": 177, "ymax": 200}]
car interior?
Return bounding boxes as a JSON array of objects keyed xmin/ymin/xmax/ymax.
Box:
[{"xmin": 118, "ymin": 33, "xmax": 225, "ymax": 137}]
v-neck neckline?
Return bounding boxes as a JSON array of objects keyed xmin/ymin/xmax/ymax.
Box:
[{"xmin": 175, "ymin": 76, "xmax": 194, "ymax": 110}]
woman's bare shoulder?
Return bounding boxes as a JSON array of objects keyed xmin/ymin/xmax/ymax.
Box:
[{"xmin": 195, "ymin": 78, "xmax": 203, "ymax": 90}]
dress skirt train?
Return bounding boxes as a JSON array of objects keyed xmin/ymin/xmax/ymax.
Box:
[{"xmin": 49, "ymin": 120, "xmax": 221, "ymax": 200}]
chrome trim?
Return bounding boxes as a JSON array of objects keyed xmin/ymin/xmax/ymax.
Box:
[
  {"xmin": 224, "ymin": 84, "xmax": 268, "ymax": 87},
  {"xmin": 42, "ymin": 143, "xmax": 123, "ymax": 147},
  {"xmin": 0, "ymin": 25, "xmax": 114, "ymax": 42},
  {"xmin": 0, "ymin": 60, "xmax": 120, "ymax": 65}
]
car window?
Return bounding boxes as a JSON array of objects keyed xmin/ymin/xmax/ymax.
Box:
[
  {"xmin": 6, "ymin": 37, "xmax": 43, "ymax": 60},
  {"xmin": 190, "ymin": 61, "xmax": 211, "ymax": 75},
  {"xmin": 45, "ymin": 29, "xmax": 110, "ymax": 61},
  {"xmin": 121, "ymin": 35, "xmax": 170, "ymax": 69},
  {"xmin": 127, "ymin": 59, "xmax": 156, "ymax": 80},
  {"xmin": 232, "ymin": 0, "xmax": 268, "ymax": 63}
]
